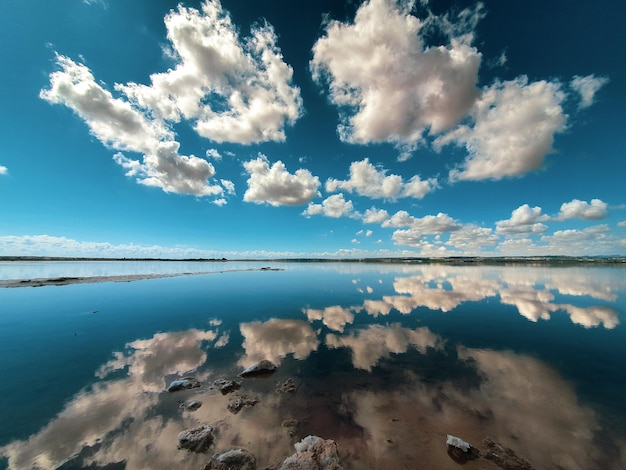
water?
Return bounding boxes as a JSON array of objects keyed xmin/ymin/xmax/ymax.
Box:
[{"xmin": 0, "ymin": 262, "xmax": 625, "ymax": 469}]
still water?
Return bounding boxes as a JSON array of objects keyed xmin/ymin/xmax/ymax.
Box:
[{"xmin": 0, "ymin": 262, "xmax": 625, "ymax": 469}]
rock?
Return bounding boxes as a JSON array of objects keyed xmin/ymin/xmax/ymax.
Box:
[
  {"xmin": 167, "ymin": 377, "xmax": 201, "ymax": 392},
  {"xmin": 213, "ymin": 378, "xmax": 242, "ymax": 395},
  {"xmin": 282, "ymin": 418, "xmax": 299, "ymax": 428},
  {"xmin": 446, "ymin": 434, "xmax": 480, "ymax": 464},
  {"xmin": 239, "ymin": 360, "xmax": 277, "ymax": 377},
  {"xmin": 483, "ymin": 438, "xmax": 535, "ymax": 470},
  {"xmin": 277, "ymin": 378, "xmax": 297, "ymax": 394},
  {"xmin": 202, "ymin": 448, "xmax": 257, "ymax": 470},
  {"xmin": 177, "ymin": 424, "xmax": 215, "ymax": 453},
  {"xmin": 227, "ymin": 395, "xmax": 259, "ymax": 414},
  {"xmin": 277, "ymin": 435, "xmax": 342, "ymax": 470},
  {"xmin": 180, "ymin": 400, "xmax": 202, "ymax": 411}
]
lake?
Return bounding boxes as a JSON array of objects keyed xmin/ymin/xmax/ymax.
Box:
[{"xmin": 1, "ymin": 261, "xmax": 625, "ymax": 469}]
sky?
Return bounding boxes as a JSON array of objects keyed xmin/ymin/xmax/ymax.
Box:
[{"xmin": 1, "ymin": 0, "xmax": 625, "ymax": 258}]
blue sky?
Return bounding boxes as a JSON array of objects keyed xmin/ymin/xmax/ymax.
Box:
[{"xmin": 1, "ymin": 0, "xmax": 624, "ymax": 258}]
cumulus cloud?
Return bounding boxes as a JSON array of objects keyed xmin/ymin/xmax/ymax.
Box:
[
  {"xmin": 243, "ymin": 154, "xmax": 320, "ymax": 206},
  {"xmin": 496, "ymin": 204, "xmax": 550, "ymax": 234},
  {"xmin": 206, "ymin": 149, "xmax": 222, "ymax": 160},
  {"xmin": 570, "ymin": 75, "xmax": 609, "ymax": 109},
  {"xmin": 117, "ymin": 1, "xmax": 302, "ymax": 143},
  {"xmin": 443, "ymin": 77, "xmax": 567, "ymax": 181},
  {"xmin": 383, "ymin": 211, "xmax": 461, "ymax": 233},
  {"xmin": 326, "ymin": 158, "xmax": 437, "ymax": 200},
  {"xmin": 41, "ymin": 55, "xmax": 222, "ymax": 197},
  {"xmin": 0, "ymin": 165, "xmax": 7, "ymax": 175},
  {"xmin": 41, "ymin": 1, "xmax": 302, "ymax": 197},
  {"xmin": 311, "ymin": 0, "xmax": 481, "ymax": 149},
  {"xmin": 362, "ymin": 207, "xmax": 390, "ymax": 224},
  {"xmin": 446, "ymin": 225, "xmax": 498, "ymax": 252},
  {"xmin": 558, "ymin": 199, "xmax": 608, "ymax": 220},
  {"xmin": 302, "ymin": 194, "xmax": 357, "ymax": 218}
]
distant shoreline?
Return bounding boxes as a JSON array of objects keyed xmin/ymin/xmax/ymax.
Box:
[{"xmin": 1, "ymin": 255, "xmax": 625, "ymax": 266}]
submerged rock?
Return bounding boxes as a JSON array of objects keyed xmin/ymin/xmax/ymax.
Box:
[
  {"xmin": 180, "ymin": 400, "xmax": 202, "ymax": 411},
  {"xmin": 213, "ymin": 378, "xmax": 242, "ymax": 395},
  {"xmin": 446, "ymin": 434, "xmax": 480, "ymax": 464},
  {"xmin": 278, "ymin": 435, "xmax": 342, "ymax": 470},
  {"xmin": 177, "ymin": 424, "xmax": 215, "ymax": 453},
  {"xmin": 483, "ymin": 437, "xmax": 535, "ymax": 470},
  {"xmin": 227, "ymin": 395, "xmax": 259, "ymax": 414},
  {"xmin": 277, "ymin": 378, "xmax": 297, "ymax": 394},
  {"xmin": 202, "ymin": 448, "xmax": 257, "ymax": 470},
  {"xmin": 239, "ymin": 360, "xmax": 277, "ymax": 377},
  {"xmin": 167, "ymin": 377, "xmax": 201, "ymax": 392}
]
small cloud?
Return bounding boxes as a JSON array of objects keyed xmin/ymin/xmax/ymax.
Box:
[
  {"xmin": 351, "ymin": 239, "xmax": 360, "ymax": 244},
  {"xmin": 326, "ymin": 158, "xmax": 437, "ymax": 200},
  {"xmin": 362, "ymin": 207, "xmax": 390, "ymax": 224},
  {"xmin": 365, "ymin": 230, "xmax": 373, "ymax": 237},
  {"xmin": 617, "ymin": 221, "xmax": 626, "ymax": 227},
  {"xmin": 570, "ymin": 75, "xmax": 609, "ymax": 109},
  {"xmin": 206, "ymin": 149, "xmax": 222, "ymax": 161},
  {"xmin": 0, "ymin": 165, "xmax": 7, "ymax": 175},
  {"xmin": 243, "ymin": 154, "xmax": 320, "ymax": 206},
  {"xmin": 496, "ymin": 204, "xmax": 550, "ymax": 234},
  {"xmin": 558, "ymin": 199, "xmax": 608, "ymax": 221},
  {"xmin": 302, "ymin": 194, "xmax": 358, "ymax": 219},
  {"xmin": 221, "ymin": 179, "xmax": 235, "ymax": 195}
]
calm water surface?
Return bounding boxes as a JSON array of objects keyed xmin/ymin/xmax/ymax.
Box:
[{"xmin": 0, "ymin": 262, "xmax": 625, "ymax": 469}]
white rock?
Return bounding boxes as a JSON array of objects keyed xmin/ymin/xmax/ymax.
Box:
[{"xmin": 446, "ymin": 434, "xmax": 471, "ymax": 452}]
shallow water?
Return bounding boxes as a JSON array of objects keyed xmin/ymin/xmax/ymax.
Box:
[{"xmin": 1, "ymin": 262, "xmax": 625, "ymax": 469}]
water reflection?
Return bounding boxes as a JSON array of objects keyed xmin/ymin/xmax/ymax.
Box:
[
  {"xmin": 238, "ymin": 319, "xmax": 319, "ymax": 366},
  {"xmin": 326, "ymin": 324, "xmax": 443, "ymax": 371},
  {"xmin": 1, "ymin": 264, "xmax": 625, "ymax": 469}
]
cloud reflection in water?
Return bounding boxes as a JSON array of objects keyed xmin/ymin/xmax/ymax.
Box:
[{"xmin": 1, "ymin": 265, "xmax": 624, "ymax": 469}]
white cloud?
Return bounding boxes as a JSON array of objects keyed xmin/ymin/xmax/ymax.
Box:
[
  {"xmin": 383, "ymin": 211, "xmax": 461, "ymax": 233},
  {"xmin": 41, "ymin": 56, "xmax": 170, "ymax": 155},
  {"xmin": 243, "ymin": 154, "xmax": 320, "ymax": 206},
  {"xmin": 0, "ymin": 165, "xmax": 6, "ymax": 175},
  {"xmin": 365, "ymin": 230, "xmax": 373, "ymax": 237},
  {"xmin": 558, "ymin": 199, "xmax": 608, "ymax": 221},
  {"xmin": 311, "ymin": 0, "xmax": 481, "ymax": 149},
  {"xmin": 443, "ymin": 76, "xmax": 567, "ymax": 181},
  {"xmin": 326, "ymin": 158, "xmax": 437, "ymax": 200},
  {"xmin": 570, "ymin": 75, "xmax": 609, "ymax": 109},
  {"xmin": 302, "ymin": 194, "xmax": 357, "ymax": 218},
  {"xmin": 220, "ymin": 179, "xmax": 235, "ymax": 195},
  {"xmin": 117, "ymin": 1, "xmax": 302, "ymax": 144},
  {"xmin": 41, "ymin": 55, "xmax": 222, "ymax": 197},
  {"xmin": 446, "ymin": 225, "xmax": 498, "ymax": 252},
  {"xmin": 362, "ymin": 207, "xmax": 390, "ymax": 224},
  {"xmin": 206, "ymin": 149, "xmax": 222, "ymax": 160},
  {"xmin": 618, "ymin": 221, "xmax": 626, "ymax": 227},
  {"xmin": 496, "ymin": 204, "xmax": 550, "ymax": 234}
]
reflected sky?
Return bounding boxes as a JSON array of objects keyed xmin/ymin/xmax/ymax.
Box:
[{"xmin": 1, "ymin": 263, "xmax": 625, "ymax": 469}]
